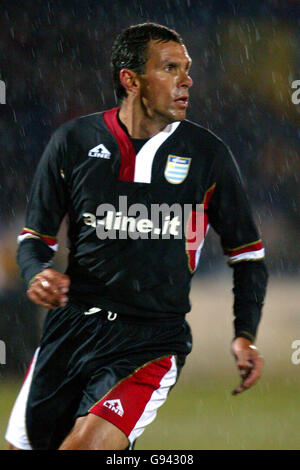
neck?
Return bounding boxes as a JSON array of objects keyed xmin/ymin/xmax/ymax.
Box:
[{"xmin": 118, "ymin": 99, "xmax": 171, "ymax": 139}]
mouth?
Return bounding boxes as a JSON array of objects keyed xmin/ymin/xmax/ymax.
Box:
[{"xmin": 174, "ymin": 96, "xmax": 189, "ymax": 109}]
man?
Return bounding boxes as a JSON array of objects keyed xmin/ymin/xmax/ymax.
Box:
[{"xmin": 6, "ymin": 23, "xmax": 267, "ymax": 450}]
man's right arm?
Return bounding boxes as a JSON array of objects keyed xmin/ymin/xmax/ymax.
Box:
[{"xmin": 17, "ymin": 127, "xmax": 70, "ymax": 308}]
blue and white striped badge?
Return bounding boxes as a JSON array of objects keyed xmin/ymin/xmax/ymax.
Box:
[{"xmin": 164, "ymin": 155, "xmax": 191, "ymax": 184}]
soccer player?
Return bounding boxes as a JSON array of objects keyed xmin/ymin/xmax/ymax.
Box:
[{"xmin": 6, "ymin": 23, "xmax": 268, "ymax": 450}]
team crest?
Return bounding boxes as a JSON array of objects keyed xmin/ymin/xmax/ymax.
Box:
[{"xmin": 164, "ymin": 155, "xmax": 191, "ymax": 184}]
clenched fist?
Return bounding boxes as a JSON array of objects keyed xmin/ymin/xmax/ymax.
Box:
[{"xmin": 27, "ymin": 268, "xmax": 70, "ymax": 309}]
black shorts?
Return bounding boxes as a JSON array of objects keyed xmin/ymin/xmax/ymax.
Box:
[{"xmin": 21, "ymin": 301, "xmax": 192, "ymax": 449}]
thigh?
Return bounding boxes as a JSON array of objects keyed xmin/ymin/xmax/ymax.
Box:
[{"xmin": 59, "ymin": 415, "xmax": 129, "ymax": 450}]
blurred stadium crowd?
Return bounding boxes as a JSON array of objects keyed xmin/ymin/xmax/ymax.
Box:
[{"xmin": 0, "ymin": 0, "xmax": 299, "ymax": 374}]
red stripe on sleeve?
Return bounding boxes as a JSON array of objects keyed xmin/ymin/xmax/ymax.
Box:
[
  {"xmin": 203, "ymin": 183, "xmax": 216, "ymax": 210},
  {"xmin": 186, "ymin": 184, "xmax": 216, "ymax": 272},
  {"xmin": 20, "ymin": 229, "xmax": 58, "ymax": 247},
  {"xmin": 224, "ymin": 240, "xmax": 264, "ymax": 257}
]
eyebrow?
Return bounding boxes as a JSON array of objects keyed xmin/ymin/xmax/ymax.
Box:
[{"xmin": 162, "ymin": 58, "xmax": 192, "ymax": 68}]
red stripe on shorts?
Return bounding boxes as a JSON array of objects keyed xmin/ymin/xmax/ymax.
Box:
[
  {"xmin": 89, "ymin": 355, "xmax": 173, "ymax": 437},
  {"xmin": 22, "ymin": 355, "xmax": 35, "ymax": 385}
]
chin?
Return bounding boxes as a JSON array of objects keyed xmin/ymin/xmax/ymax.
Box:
[
  {"xmin": 173, "ymin": 111, "xmax": 187, "ymax": 121},
  {"xmin": 155, "ymin": 108, "xmax": 187, "ymax": 125},
  {"xmin": 165, "ymin": 109, "xmax": 187, "ymax": 123}
]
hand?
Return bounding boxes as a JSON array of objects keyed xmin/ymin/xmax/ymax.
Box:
[
  {"xmin": 27, "ymin": 268, "xmax": 70, "ymax": 309},
  {"xmin": 231, "ymin": 337, "xmax": 264, "ymax": 395}
]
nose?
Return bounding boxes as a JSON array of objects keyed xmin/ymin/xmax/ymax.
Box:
[{"xmin": 179, "ymin": 70, "xmax": 193, "ymax": 89}]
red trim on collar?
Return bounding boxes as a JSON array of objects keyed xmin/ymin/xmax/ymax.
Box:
[{"xmin": 103, "ymin": 107, "xmax": 137, "ymax": 182}]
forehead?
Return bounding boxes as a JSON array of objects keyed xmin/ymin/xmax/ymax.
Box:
[{"xmin": 146, "ymin": 40, "xmax": 191, "ymax": 65}]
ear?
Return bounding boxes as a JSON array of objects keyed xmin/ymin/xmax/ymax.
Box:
[{"xmin": 119, "ymin": 69, "xmax": 140, "ymax": 97}]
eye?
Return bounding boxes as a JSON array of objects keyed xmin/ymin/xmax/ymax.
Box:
[{"xmin": 165, "ymin": 63, "xmax": 177, "ymax": 71}]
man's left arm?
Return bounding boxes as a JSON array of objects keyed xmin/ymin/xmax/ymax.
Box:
[
  {"xmin": 206, "ymin": 141, "xmax": 268, "ymax": 394},
  {"xmin": 231, "ymin": 259, "xmax": 267, "ymax": 394}
]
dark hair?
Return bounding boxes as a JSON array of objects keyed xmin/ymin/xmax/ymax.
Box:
[{"xmin": 111, "ymin": 23, "xmax": 183, "ymax": 101}]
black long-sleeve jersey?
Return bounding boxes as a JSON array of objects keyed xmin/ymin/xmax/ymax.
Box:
[{"xmin": 18, "ymin": 107, "xmax": 268, "ymax": 340}]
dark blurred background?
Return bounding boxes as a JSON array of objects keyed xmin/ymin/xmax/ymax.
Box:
[{"xmin": 0, "ymin": 1, "xmax": 299, "ymax": 448}]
